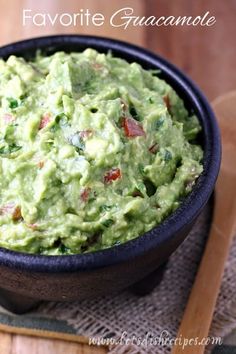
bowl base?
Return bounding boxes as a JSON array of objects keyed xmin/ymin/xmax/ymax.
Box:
[
  {"xmin": 0, "ymin": 287, "xmax": 41, "ymax": 314},
  {"xmin": 0, "ymin": 262, "xmax": 168, "ymax": 314},
  {"xmin": 129, "ymin": 262, "xmax": 168, "ymax": 296}
]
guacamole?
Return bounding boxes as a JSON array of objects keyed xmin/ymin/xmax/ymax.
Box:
[{"xmin": 0, "ymin": 49, "xmax": 203, "ymax": 255}]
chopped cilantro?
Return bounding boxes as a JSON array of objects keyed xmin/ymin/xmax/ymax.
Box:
[
  {"xmin": 100, "ymin": 205, "xmax": 113, "ymax": 213},
  {"xmin": 55, "ymin": 113, "xmax": 69, "ymax": 126},
  {"xmin": 102, "ymin": 219, "xmax": 114, "ymax": 228},
  {"xmin": 156, "ymin": 117, "xmax": 165, "ymax": 129},
  {"xmin": 138, "ymin": 163, "xmax": 145, "ymax": 176},
  {"xmin": 0, "ymin": 143, "xmax": 21, "ymax": 155},
  {"xmin": 163, "ymin": 149, "xmax": 172, "ymax": 161},
  {"xmin": 136, "ymin": 182, "xmax": 146, "ymax": 195},
  {"xmin": 59, "ymin": 244, "xmax": 69, "ymax": 254},
  {"xmin": 8, "ymin": 98, "xmax": 18, "ymax": 109},
  {"xmin": 51, "ymin": 113, "xmax": 69, "ymax": 132}
]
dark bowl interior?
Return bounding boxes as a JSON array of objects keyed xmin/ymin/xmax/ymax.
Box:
[{"xmin": 0, "ymin": 35, "xmax": 221, "ymax": 310}]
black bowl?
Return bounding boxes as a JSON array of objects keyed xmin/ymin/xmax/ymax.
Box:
[{"xmin": 0, "ymin": 35, "xmax": 221, "ymax": 313}]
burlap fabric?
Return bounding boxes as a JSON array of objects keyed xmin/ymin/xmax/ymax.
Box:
[{"xmin": 26, "ymin": 202, "xmax": 234, "ymax": 353}]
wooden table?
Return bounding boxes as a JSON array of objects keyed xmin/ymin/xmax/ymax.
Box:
[{"xmin": 0, "ymin": 0, "xmax": 235, "ymax": 352}]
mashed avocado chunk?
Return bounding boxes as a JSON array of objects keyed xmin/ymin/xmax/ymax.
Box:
[{"xmin": 0, "ymin": 49, "xmax": 203, "ymax": 255}]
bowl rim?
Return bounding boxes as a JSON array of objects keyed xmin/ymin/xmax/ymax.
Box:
[{"xmin": 0, "ymin": 34, "xmax": 221, "ymax": 272}]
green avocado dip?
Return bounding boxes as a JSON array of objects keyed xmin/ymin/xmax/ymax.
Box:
[{"xmin": 0, "ymin": 49, "xmax": 203, "ymax": 255}]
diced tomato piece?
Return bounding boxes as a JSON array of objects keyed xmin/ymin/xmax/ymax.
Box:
[
  {"xmin": 80, "ymin": 188, "xmax": 91, "ymax": 202},
  {"xmin": 79, "ymin": 130, "xmax": 93, "ymax": 139},
  {"xmin": 26, "ymin": 223, "xmax": 38, "ymax": 230},
  {"xmin": 122, "ymin": 117, "xmax": 145, "ymax": 137},
  {"xmin": 0, "ymin": 203, "xmax": 15, "ymax": 215},
  {"xmin": 92, "ymin": 63, "xmax": 104, "ymax": 71},
  {"xmin": 163, "ymin": 95, "xmax": 171, "ymax": 111},
  {"xmin": 132, "ymin": 190, "xmax": 143, "ymax": 197},
  {"xmin": 0, "ymin": 204, "xmax": 22, "ymax": 221},
  {"xmin": 38, "ymin": 161, "xmax": 44, "ymax": 169},
  {"xmin": 12, "ymin": 206, "xmax": 22, "ymax": 221},
  {"xmin": 104, "ymin": 168, "xmax": 121, "ymax": 184},
  {"xmin": 149, "ymin": 143, "xmax": 159, "ymax": 154},
  {"xmin": 3, "ymin": 113, "xmax": 14, "ymax": 124},
  {"xmin": 39, "ymin": 114, "xmax": 51, "ymax": 129}
]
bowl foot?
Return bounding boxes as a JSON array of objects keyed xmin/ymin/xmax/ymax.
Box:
[
  {"xmin": 0, "ymin": 287, "xmax": 41, "ymax": 314},
  {"xmin": 129, "ymin": 262, "xmax": 168, "ymax": 296},
  {"xmin": 0, "ymin": 262, "xmax": 168, "ymax": 313}
]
